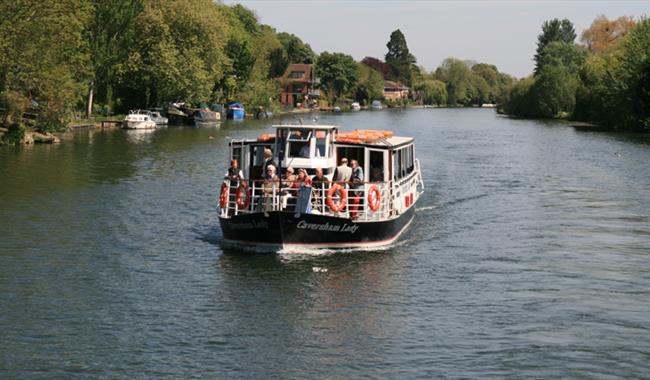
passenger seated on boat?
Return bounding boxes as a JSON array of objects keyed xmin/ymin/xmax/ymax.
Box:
[
  {"xmin": 258, "ymin": 165, "xmax": 279, "ymax": 217},
  {"xmin": 281, "ymin": 166, "xmax": 296, "ymax": 209},
  {"xmin": 299, "ymin": 144, "xmax": 310, "ymax": 157},
  {"xmin": 311, "ymin": 168, "xmax": 330, "ymax": 213},
  {"xmin": 349, "ymin": 159, "xmax": 364, "ymax": 219}
]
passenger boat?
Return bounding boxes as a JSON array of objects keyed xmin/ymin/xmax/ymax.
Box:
[
  {"xmin": 123, "ymin": 110, "xmax": 156, "ymax": 129},
  {"xmin": 218, "ymin": 124, "xmax": 424, "ymax": 250}
]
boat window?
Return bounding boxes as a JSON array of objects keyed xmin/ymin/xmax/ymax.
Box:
[
  {"xmin": 287, "ymin": 129, "xmax": 312, "ymax": 158},
  {"xmin": 369, "ymin": 150, "xmax": 384, "ymax": 182},
  {"xmin": 315, "ymin": 130, "xmax": 327, "ymax": 157},
  {"xmin": 232, "ymin": 147, "xmax": 242, "ymax": 165}
]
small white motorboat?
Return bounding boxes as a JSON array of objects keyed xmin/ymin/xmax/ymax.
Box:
[{"xmin": 123, "ymin": 111, "xmax": 156, "ymax": 129}]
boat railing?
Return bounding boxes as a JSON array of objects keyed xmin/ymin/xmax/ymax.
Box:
[{"xmin": 219, "ymin": 178, "xmax": 394, "ymax": 221}]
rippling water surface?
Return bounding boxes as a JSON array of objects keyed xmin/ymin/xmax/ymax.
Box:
[{"xmin": 1, "ymin": 109, "xmax": 649, "ymax": 378}]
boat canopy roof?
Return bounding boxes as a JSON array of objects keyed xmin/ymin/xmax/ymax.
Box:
[
  {"xmin": 273, "ymin": 124, "xmax": 338, "ymax": 130},
  {"xmin": 268, "ymin": 125, "xmax": 413, "ymax": 148},
  {"xmin": 336, "ymin": 129, "xmax": 412, "ymax": 148}
]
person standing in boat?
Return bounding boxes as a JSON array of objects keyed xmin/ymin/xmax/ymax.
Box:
[
  {"xmin": 294, "ymin": 169, "xmax": 313, "ymax": 216},
  {"xmin": 349, "ymin": 159, "xmax": 364, "ymax": 219},
  {"xmin": 311, "ymin": 168, "xmax": 330, "ymax": 213},
  {"xmin": 224, "ymin": 159, "xmax": 243, "ymax": 181},
  {"xmin": 259, "ymin": 164, "xmax": 279, "ymax": 217},
  {"xmin": 262, "ymin": 148, "xmax": 276, "ymax": 178},
  {"xmin": 333, "ymin": 158, "xmax": 352, "ymax": 183}
]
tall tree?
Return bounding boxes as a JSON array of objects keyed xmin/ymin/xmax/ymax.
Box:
[
  {"xmin": 534, "ymin": 18, "xmax": 576, "ymax": 75},
  {"xmin": 385, "ymin": 29, "xmax": 416, "ymax": 86},
  {"xmin": 0, "ymin": 0, "xmax": 92, "ymax": 130},
  {"xmin": 277, "ymin": 32, "xmax": 315, "ymax": 64},
  {"xmin": 87, "ymin": 0, "xmax": 143, "ymax": 117},
  {"xmin": 315, "ymin": 52, "xmax": 358, "ymax": 103},
  {"xmin": 355, "ymin": 63, "xmax": 384, "ymax": 105}
]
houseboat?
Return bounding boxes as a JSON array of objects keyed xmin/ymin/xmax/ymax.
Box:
[
  {"xmin": 194, "ymin": 108, "xmax": 220, "ymax": 126},
  {"xmin": 218, "ymin": 124, "xmax": 424, "ymax": 250},
  {"xmin": 227, "ymin": 102, "xmax": 245, "ymax": 120}
]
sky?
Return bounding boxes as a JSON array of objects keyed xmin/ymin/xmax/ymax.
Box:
[{"xmin": 223, "ymin": 0, "xmax": 648, "ymax": 78}]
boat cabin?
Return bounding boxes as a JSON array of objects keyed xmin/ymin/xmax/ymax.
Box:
[
  {"xmin": 228, "ymin": 125, "xmax": 416, "ymax": 184},
  {"xmin": 224, "ymin": 125, "xmax": 421, "ymax": 220}
]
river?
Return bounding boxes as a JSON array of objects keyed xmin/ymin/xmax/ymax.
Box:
[{"xmin": 1, "ymin": 109, "xmax": 649, "ymax": 378}]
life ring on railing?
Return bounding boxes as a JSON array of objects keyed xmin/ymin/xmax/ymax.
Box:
[
  {"xmin": 220, "ymin": 182, "xmax": 229, "ymax": 209},
  {"xmin": 367, "ymin": 185, "xmax": 381, "ymax": 211},
  {"xmin": 236, "ymin": 183, "xmax": 250, "ymax": 209},
  {"xmin": 327, "ymin": 183, "xmax": 347, "ymax": 213}
]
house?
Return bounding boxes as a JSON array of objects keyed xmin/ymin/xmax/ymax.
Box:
[
  {"xmin": 383, "ymin": 80, "xmax": 409, "ymax": 101},
  {"xmin": 279, "ymin": 64, "xmax": 320, "ymax": 107},
  {"xmin": 361, "ymin": 57, "xmax": 391, "ymax": 78}
]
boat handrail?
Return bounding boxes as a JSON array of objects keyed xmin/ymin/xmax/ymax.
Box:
[{"xmin": 220, "ymin": 178, "xmax": 398, "ymax": 221}]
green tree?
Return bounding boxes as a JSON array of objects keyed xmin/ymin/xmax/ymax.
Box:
[
  {"xmin": 536, "ymin": 41, "xmax": 588, "ymax": 74},
  {"xmin": 534, "ymin": 18, "xmax": 576, "ymax": 75},
  {"xmin": 0, "ymin": 0, "xmax": 92, "ymax": 130},
  {"xmin": 225, "ymin": 38, "xmax": 256, "ymax": 84},
  {"xmin": 86, "ymin": 0, "xmax": 143, "ymax": 117},
  {"xmin": 118, "ymin": 0, "xmax": 228, "ymax": 108},
  {"xmin": 355, "ymin": 64, "xmax": 384, "ymax": 105},
  {"xmin": 385, "ymin": 29, "xmax": 416, "ymax": 86},
  {"xmin": 532, "ymin": 64, "xmax": 578, "ymax": 117},
  {"xmin": 414, "ymin": 79, "xmax": 447, "ymax": 105},
  {"xmin": 434, "ymin": 58, "xmax": 473, "ymax": 105},
  {"xmin": 277, "ymin": 32, "xmax": 315, "ymax": 64},
  {"xmin": 605, "ymin": 18, "xmax": 650, "ymax": 130},
  {"xmin": 315, "ymin": 52, "xmax": 358, "ymax": 103}
]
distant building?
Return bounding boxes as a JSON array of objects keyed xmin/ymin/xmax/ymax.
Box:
[
  {"xmin": 279, "ymin": 64, "xmax": 320, "ymax": 107},
  {"xmin": 383, "ymin": 80, "xmax": 409, "ymax": 101}
]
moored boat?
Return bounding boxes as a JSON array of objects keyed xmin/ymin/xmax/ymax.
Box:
[
  {"xmin": 227, "ymin": 102, "xmax": 245, "ymax": 120},
  {"xmin": 218, "ymin": 124, "xmax": 424, "ymax": 251},
  {"xmin": 123, "ymin": 110, "xmax": 156, "ymax": 129},
  {"xmin": 148, "ymin": 110, "xmax": 168, "ymax": 125},
  {"xmin": 194, "ymin": 108, "xmax": 220, "ymax": 126}
]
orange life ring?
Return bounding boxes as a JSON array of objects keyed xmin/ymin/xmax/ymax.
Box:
[
  {"xmin": 367, "ymin": 185, "xmax": 381, "ymax": 211},
  {"xmin": 327, "ymin": 183, "xmax": 347, "ymax": 213},
  {"xmin": 220, "ymin": 182, "xmax": 229, "ymax": 209},
  {"xmin": 236, "ymin": 183, "xmax": 250, "ymax": 209}
]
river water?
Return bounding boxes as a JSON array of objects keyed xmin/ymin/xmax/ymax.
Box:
[{"xmin": 1, "ymin": 109, "xmax": 649, "ymax": 378}]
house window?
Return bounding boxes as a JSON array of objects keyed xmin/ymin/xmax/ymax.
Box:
[
  {"xmin": 289, "ymin": 71, "xmax": 305, "ymax": 78},
  {"xmin": 293, "ymin": 84, "xmax": 304, "ymax": 93}
]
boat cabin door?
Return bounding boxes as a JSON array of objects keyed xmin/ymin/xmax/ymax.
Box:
[
  {"xmin": 367, "ymin": 149, "xmax": 388, "ymax": 182},
  {"xmin": 230, "ymin": 141, "xmax": 246, "ymax": 171},
  {"xmin": 248, "ymin": 143, "xmax": 273, "ymax": 180}
]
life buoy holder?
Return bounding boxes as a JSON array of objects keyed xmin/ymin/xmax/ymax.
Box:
[
  {"xmin": 236, "ymin": 182, "xmax": 250, "ymax": 210},
  {"xmin": 367, "ymin": 185, "xmax": 381, "ymax": 211},
  {"xmin": 327, "ymin": 183, "xmax": 347, "ymax": 213},
  {"xmin": 220, "ymin": 182, "xmax": 229, "ymax": 209}
]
